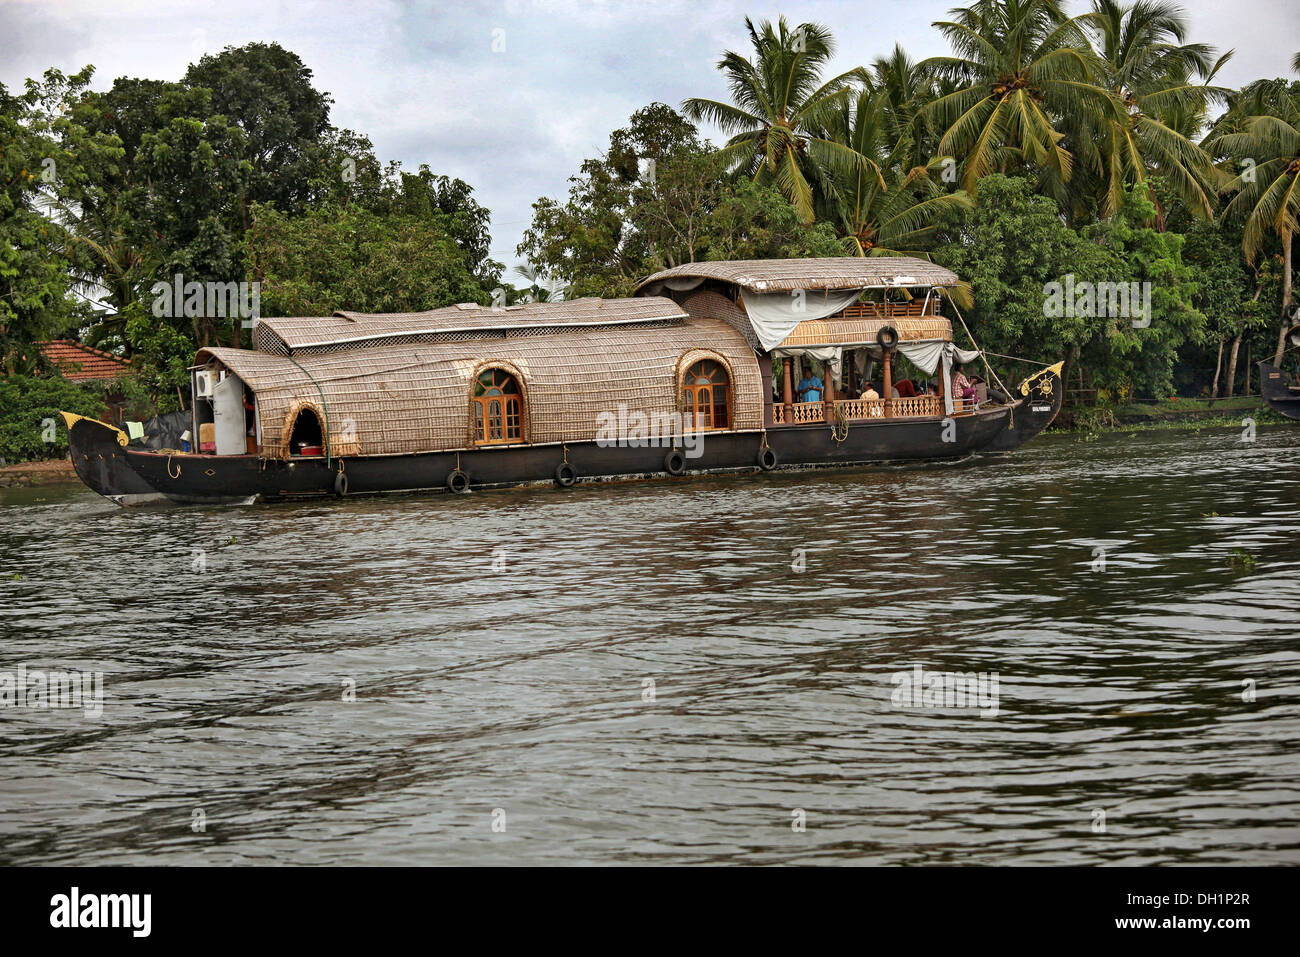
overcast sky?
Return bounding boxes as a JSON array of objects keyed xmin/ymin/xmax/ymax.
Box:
[{"xmin": 3, "ymin": 0, "xmax": 1297, "ymax": 274}]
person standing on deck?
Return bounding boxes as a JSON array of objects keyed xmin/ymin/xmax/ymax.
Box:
[{"xmin": 797, "ymin": 363, "xmax": 823, "ymax": 403}]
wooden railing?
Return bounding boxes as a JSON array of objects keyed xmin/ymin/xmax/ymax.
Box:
[
  {"xmin": 835, "ymin": 300, "xmax": 939, "ymax": 320},
  {"xmin": 834, "ymin": 397, "xmax": 886, "ymax": 419},
  {"xmin": 773, "ymin": 395, "xmax": 946, "ymax": 424},
  {"xmin": 890, "ymin": 395, "xmax": 945, "ymax": 417}
]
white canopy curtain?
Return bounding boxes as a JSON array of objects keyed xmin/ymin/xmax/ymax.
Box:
[
  {"xmin": 771, "ymin": 345, "xmax": 842, "ymax": 385},
  {"xmin": 739, "ymin": 288, "xmax": 864, "ymax": 351},
  {"xmin": 896, "ymin": 340, "xmax": 981, "ymax": 415}
]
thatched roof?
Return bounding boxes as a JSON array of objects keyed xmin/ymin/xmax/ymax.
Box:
[
  {"xmin": 781, "ymin": 316, "xmax": 952, "ymax": 348},
  {"xmin": 254, "ymin": 296, "xmax": 687, "ymax": 356},
  {"xmin": 636, "ymin": 257, "xmax": 959, "ymax": 295},
  {"xmin": 198, "ymin": 313, "xmax": 761, "ymax": 459}
]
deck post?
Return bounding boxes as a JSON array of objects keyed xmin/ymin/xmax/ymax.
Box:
[
  {"xmin": 882, "ymin": 348, "xmax": 893, "ymax": 418},
  {"xmin": 823, "ymin": 359, "xmax": 836, "ymax": 422},
  {"xmin": 937, "ymin": 361, "xmax": 947, "ymax": 409},
  {"xmin": 760, "ymin": 353, "xmax": 775, "ymax": 428},
  {"xmin": 782, "ymin": 357, "xmax": 794, "ymax": 423}
]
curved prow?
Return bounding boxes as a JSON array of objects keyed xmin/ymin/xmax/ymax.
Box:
[
  {"xmin": 982, "ymin": 361, "xmax": 1064, "ymax": 453},
  {"xmin": 62, "ymin": 412, "xmax": 164, "ymax": 505},
  {"xmin": 1258, "ymin": 361, "xmax": 1300, "ymax": 420}
]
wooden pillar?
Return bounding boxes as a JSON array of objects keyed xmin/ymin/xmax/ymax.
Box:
[
  {"xmin": 936, "ymin": 360, "xmax": 947, "ymax": 409},
  {"xmin": 760, "ymin": 353, "xmax": 775, "ymax": 428},
  {"xmin": 823, "ymin": 359, "xmax": 836, "ymax": 422},
  {"xmin": 782, "ymin": 357, "xmax": 794, "ymax": 423},
  {"xmin": 882, "ymin": 348, "xmax": 893, "ymax": 417}
]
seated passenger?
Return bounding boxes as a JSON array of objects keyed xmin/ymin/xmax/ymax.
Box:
[
  {"xmin": 894, "ymin": 378, "xmax": 919, "ymax": 398},
  {"xmin": 952, "ymin": 363, "xmax": 979, "ymax": 406},
  {"xmin": 797, "ymin": 363, "xmax": 823, "ymax": 403},
  {"xmin": 859, "ymin": 383, "xmax": 880, "ymax": 400}
]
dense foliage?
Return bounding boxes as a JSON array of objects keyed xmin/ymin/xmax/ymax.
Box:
[
  {"xmin": 1, "ymin": 5, "xmax": 1297, "ymax": 465},
  {"xmin": 0, "ymin": 375, "xmax": 106, "ymax": 461}
]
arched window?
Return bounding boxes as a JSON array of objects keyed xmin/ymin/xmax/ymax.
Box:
[
  {"xmin": 681, "ymin": 359, "xmax": 730, "ymax": 431},
  {"xmin": 472, "ymin": 368, "xmax": 523, "ymax": 445}
]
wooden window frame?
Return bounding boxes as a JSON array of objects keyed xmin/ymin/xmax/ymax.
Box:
[
  {"xmin": 471, "ymin": 368, "xmax": 524, "ymax": 446},
  {"xmin": 681, "ymin": 359, "xmax": 731, "ymax": 432}
]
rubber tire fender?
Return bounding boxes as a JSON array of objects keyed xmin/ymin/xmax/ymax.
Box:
[
  {"xmin": 554, "ymin": 462, "xmax": 577, "ymax": 488},
  {"xmin": 758, "ymin": 446, "xmax": 778, "ymax": 471},
  {"xmin": 664, "ymin": 449, "xmax": 687, "ymax": 475},
  {"xmin": 877, "ymin": 325, "xmax": 899, "ymax": 350},
  {"xmin": 446, "ymin": 468, "xmax": 470, "ymax": 493}
]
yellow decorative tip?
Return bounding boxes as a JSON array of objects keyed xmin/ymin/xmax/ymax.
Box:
[{"xmin": 59, "ymin": 411, "xmax": 129, "ymax": 447}]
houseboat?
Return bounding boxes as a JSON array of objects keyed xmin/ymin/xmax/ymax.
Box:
[
  {"xmin": 63, "ymin": 257, "xmax": 1063, "ymax": 506},
  {"xmin": 1259, "ymin": 327, "xmax": 1300, "ymax": 420}
]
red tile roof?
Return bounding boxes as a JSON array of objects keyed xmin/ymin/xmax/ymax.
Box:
[{"xmin": 36, "ymin": 340, "xmax": 130, "ymax": 382}]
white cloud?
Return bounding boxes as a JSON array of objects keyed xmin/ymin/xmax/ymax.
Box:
[{"xmin": 3, "ymin": 0, "xmax": 1296, "ymax": 270}]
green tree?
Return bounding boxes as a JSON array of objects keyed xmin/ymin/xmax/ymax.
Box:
[
  {"xmin": 919, "ymin": 0, "xmax": 1122, "ymax": 198},
  {"xmin": 518, "ymin": 104, "xmax": 846, "ymax": 297},
  {"xmin": 816, "ymin": 89, "xmax": 973, "ymax": 256},
  {"xmin": 183, "ymin": 41, "xmax": 332, "ymax": 215},
  {"xmin": 1078, "ymin": 0, "xmax": 1226, "ymax": 219},
  {"xmin": 682, "ymin": 16, "xmax": 878, "ymax": 222},
  {"xmin": 0, "ymin": 69, "xmax": 121, "ymax": 373},
  {"xmin": 1208, "ymin": 79, "xmax": 1300, "ymax": 365},
  {"xmin": 245, "ymin": 202, "xmax": 489, "ymax": 316}
]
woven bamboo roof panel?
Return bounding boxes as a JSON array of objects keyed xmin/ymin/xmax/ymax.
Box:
[
  {"xmin": 255, "ymin": 296, "xmax": 687, "ymax": 355},
  {"xmin": 679, "ymin": 290, "xmax": 763, "ymax": 352},
  {"xmin": 198, "ymin": 314, "xmax": 761, "ymax": 459},
  {"xmin": 780, "ymin": 315, "xmax": 953, "ymax": 348},
  {"xmin": 636, "ymin": 257, "xmax": 959, "ymax": 295}
]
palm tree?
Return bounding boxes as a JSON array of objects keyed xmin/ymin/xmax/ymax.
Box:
[
  {"xmin": 682, "ymin": 16, "xmax": 880, "ymax": 222},
  {"xmin": 1079, "ymin": 0, "xmax": 1228, "ymax": 219},
  {"xmin": 48, "ymin": 192, "xmax": 160, "ymax": 352},
  {"xmin": 869, "ymin": 45, "xmax": 946, "ymax": 173},
  {"xmin": 513, "ymin": 264, "xmax": 567, "ymax": 303},
  {"xmin": 1208, "ymin": 81, "xmax": 1300, "ymax": 364},
  {"xmin": 918, "ymin": 0, "xmax": 1123, "ymax": 196},
  {"xmin": 817, "ymin": 89, "xmax": 974, "ymax": 257}
]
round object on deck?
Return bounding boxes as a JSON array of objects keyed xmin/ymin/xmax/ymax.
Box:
[
  {"xmin": 758, "ymin": 446, "xmax": 778, "ymax": 471},
  {"xmin": 877, "ymin": 325, "xmax": 899, "ymax": 350},
  {"xmin": 446, "ymin": 468, "xmax": 470, "ymax": 493},
  {"xmin": 554, "ymin": 461, "xmax": 577, "ymax": 488},
  {"xmin": 333, "ymin": 470, "xmax": 348, "ymax": 497},
  {"xmin": 664, "ymin": 449, "xmax": 686, "ymax": 475}
]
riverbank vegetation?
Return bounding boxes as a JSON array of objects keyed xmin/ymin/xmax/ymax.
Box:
[{"xmin": 2, "ymin": 2, "xmax": 1298, "ymax": 460}]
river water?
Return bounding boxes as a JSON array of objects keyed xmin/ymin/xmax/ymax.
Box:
[{"xmin": 1, "ymin": 426, "xmax": 1297, "ymax": 865}]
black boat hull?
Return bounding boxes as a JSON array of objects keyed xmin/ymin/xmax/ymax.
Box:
[
  {"xmin": 61, "ymin": 414, "xmax": 171, "ymax": 506},
  {"xmin": 1259, "ymin": 361, "xmax": 1300, "ymax": 420},
  {"xmin": 982, "ymin": 363, "xmax": 1064, "ymax": 452}
]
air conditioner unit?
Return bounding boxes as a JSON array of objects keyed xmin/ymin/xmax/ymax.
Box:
[{"xmin": 195, "ymin": 370, "xmax": 217, "ymax": 399}]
